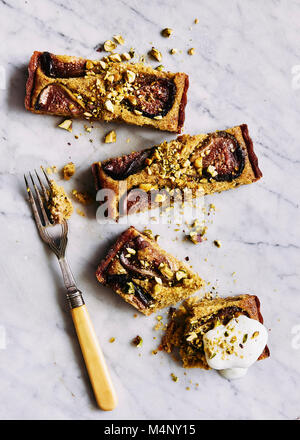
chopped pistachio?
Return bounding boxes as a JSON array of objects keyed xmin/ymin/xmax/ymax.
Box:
[
  {"xmin": 99, "ymin": 60, "xmax": 107, "ymax": 69},
  {"xmin": 170, "ymin": 48, "xmax": 177, "ymax": 55},
  {"xmin": 150, "ymin": 47, "xmax": 162, "ymax": 62},
  {"xmin": 207, "ymin": 164, "xmax": 218, "ymax": 177},
  {"xmin": 109, "ymin": 337, "xmax": 115, "ymax": 343},
  {"xmin": 162, "ymin": 28, "xmax": 173, "ymax": 37},
  {"xmin": 194, "ymin": 157, "xmax": 203, "ymax": 169},
  {"xmin": 126, "ymin": 70, "xmax": 136, "ymax": 83},
  {"xmin": 194, "ymin": 18, "xmax": 199, "ymax": 24},
  {"xmin": 86, "ymin": 60, "xmax": 94, "ymax": 70},
  {"xmin": 252, "ymin": 331, "xmax": 260, "ymax": 339},
  {"xmin": 143, "ymin": 229, "xmax": 154, "ymax": 240},
  {"xmin": 175, "ymin": 270, "xmax": 187, "ymax": 281},
  {"xmin": 113, "ymin": 34, "xmax": 125, "ymax": 45},
  {"xmin": 156, "ymin": 64, "xmax": 164, "ymax": 71},
  {"xmin": 126, "ymin": 247, "xmax": 136, "ymax": 255},
  {"xmin": 127, "ymin": 282, "xmax": 135, "ymax": 294},
  {"xmin": 109, "ymin": 53, "xmax": 122, "ymax": 62},
  {"xmin": 243, "ymin": 334, "xmax": 248, "ymax": 343},
  {"xmin": 83, "ymin": 111, "xmax": 93, "ymax": 118},
  {"xmin": 154, "ymin": 277, "xmax": 162, "ymax": 285},
  {"xmin": 104, "ymin": 130, "xmax": 117, "ymax": 143},
  {"xmin": 104, "ymin": 40, "xmax": 117, "ymax": 52},
  {"xmin": 188, "ymin": 47, "xmax": 195, "ymax": 55},
  {"xmin": 121, "ymin": 52, "xmax": 132, "ymax": 61},
  {"xmin": 171, "ymin": 373, "xmax": 178, "ymax": 382},
  {"xmin": 186, "ymin": 332, "xmax": 197, "ymax": 342},
  {"xmin": 104, "ymin": 99, "xmax": 114, "ymax": 113},
  {"xmin": 58, "ymin": 119, "xmax": 72, "ymax": 132},
  {"xmin": 132, "ymin": 335, "xmax": 143, "ymax": 347},
  {"xmin": 159, "ymin": 264, "xmax": 174, "ymax": 279}
]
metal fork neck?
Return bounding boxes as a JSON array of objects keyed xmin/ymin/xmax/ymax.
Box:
[{"xmin": 58, "ymin": 257, "xmax": 84, "ymax": 309}]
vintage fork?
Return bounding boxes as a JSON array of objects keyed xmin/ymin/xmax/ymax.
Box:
[{"xmin": 24, "ymin": 169, "xmax": 117, "ymax": 411}]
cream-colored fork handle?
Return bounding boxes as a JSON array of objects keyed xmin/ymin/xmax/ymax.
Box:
[{"xmin": 71, "ymin": 305, "xmax": 118, "ymax": 411}]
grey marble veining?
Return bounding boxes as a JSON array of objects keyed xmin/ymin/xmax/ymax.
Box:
[{"xmin": 0, "ymin": 0, "xmax": 299, "ymax": 420}]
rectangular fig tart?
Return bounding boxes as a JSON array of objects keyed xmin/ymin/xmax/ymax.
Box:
[
  {"xmin": 96, "ymin": 226, "xmax": 204, "ymax": 315},
  {"xmin": 160, "ymin": 294, "xmax": 270, "ymax": 369},
  {"xmin": 25, "ymin": 51, "xmax": 189, "ymax": 133},
  {"xmin": 92, "ymin": 124, "xmax": 262, "ymax": 220}
]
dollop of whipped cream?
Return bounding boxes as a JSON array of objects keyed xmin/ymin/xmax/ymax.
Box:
[{"xmin": 203, "ymin": 315, "xmax": 268, "ymax": 380}]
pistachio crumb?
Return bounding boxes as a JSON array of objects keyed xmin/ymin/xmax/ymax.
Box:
[
  {"xmin": 113, "ymin": 35, "xmax": 125, "ymax": 45},
  {"xmin": 171, "ymin": 373, "xmax": 178, "ymax": 382},
  {"xmin": 150, "ymin": 47, "xmax": 162, "ymax": 61},
  {"xmin": 58, "ymin": 119, "xmax": 72, "ymax": 132},
  {"xmin": 104, "ymin": 40, "xmax": 117, "ymax": 52},
  {"xmin": 162, "ymin": 28, "xmax": 173, "ymax": 37},
  {"xmin": 188, "ymin": 48, "xmax": 195, "ymax": 55},
  {"xmin": 213, "ymin": 240, "xmax": 221, "ymax": 248},
  {"xmin": 132, "ymin": 335, "xmax": 143, "ymax": 347},
  {"xmin": 109, "ymin": 337, "xmax": 115, "ymax": 343},
  {"xmin": 104, "ymin": 130, "xmax": 117, "ymax": 143}
]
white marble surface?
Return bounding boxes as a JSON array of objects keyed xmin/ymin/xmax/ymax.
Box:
[{"xmin": 0, "ymin": 0, "xmax": 299, "ymax": 420}]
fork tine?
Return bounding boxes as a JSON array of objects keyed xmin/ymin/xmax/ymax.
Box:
[
  {"xmin": 29, "ymin": 172, "xmax": 50, "ymax": 226},
  {"xmin": 41, "ymin": 166, "xmax": 53, "ymax": 194},
  {"xmin": 24, "ymin": 174, "xmax": 43, "ymax": 230},
  {"xmin": 35, "ymin": 169, "xmax": 49, "ymax": 202}
]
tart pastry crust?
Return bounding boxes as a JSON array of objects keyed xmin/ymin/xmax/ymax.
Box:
[
  {"xmin": 25, "ymin": 51, "xmax": 189, "ymax": 133},
  {"xmin": 160, "ymin": 294, "xmax": 270, "ymax": 369},
  {"xmin": 96, "ymin": 226, "xmax": 204, "ymax": 315},
  {"xmin": 92, "ymin": 124, "xmax": 262, "ymax": 220}
]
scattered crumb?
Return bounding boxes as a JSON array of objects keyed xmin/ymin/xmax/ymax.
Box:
[
  {"xmin": 63, "ymin": 162, "xmax": 75, "ymax": 180},
  {"xmin": 58, "ymin": 119, "xmax": 72, "ymax": 132},
  {"xmin": 46, "ymin": 166, "xmax": 58, "ymax": 175},
  {"xmin": 113, "ymin": 34, "xmax": 125, "ymax": 45},
  {"xmin": 104, "ymin": 130, "xmax": 117, "ymax": 143},
  {"xmin": 104, "ymin": 40, "xmax": 117, "ymax": 52},
  {"xmin": 132, "ymin": 335, "xmax": 143, "ymax": 347},
  {"xmin": 194, "ymin": 18, "xmax": 199, "ymax": 24},
  {"xmin": 72, "ymin": 190, "xmax": 93, "ymax": 205},
  {"xmin": 149, "ymin": 47, "xmax": 162, "ymax": 61},
  {"xmin": 188, "ymin": 48, "xmax": 195, "ymax": 55},
  {"xmin": 76, "ymin": 208, "xmax": 85, "ymax": 217},
  {"xmin": 133, "ymin": 313, "xmax": 137, "ymax": 318},
  {"xmin": 213, "ymin": 240, "xmax": 221, "ymax": 248},
  {"xmin": 186, "ymin": 387, "xmax": 190, "ymax": 390},
  {"xmin": 109, "ymin": 337, "xmax": 115, "ymax": 343},
  {"xmin": 171, "ymin": 373, "xmax": 178, "ymax": 382},
  {"xmin": 152, "ymin": 350, "xmax": 158, "ymax": 355},
  {"xmin": 170, "ymin": 48, "xmax": 177, "ymax": 55},
  {"xmin": 162, "ymin": 28, "xmax": 173, "ymax": 37},
  {"xmin": 126, "ymin": 138, "xmax": 131, "ymax": 143}
]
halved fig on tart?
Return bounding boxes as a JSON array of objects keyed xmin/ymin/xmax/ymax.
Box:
[
  {"xmin": 35, "ymin": 84, "xmax": 84, "ymax": 115},
  {"xmin": 126, "ymin": 74, "xmax": 176, "ymax": 118}
]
